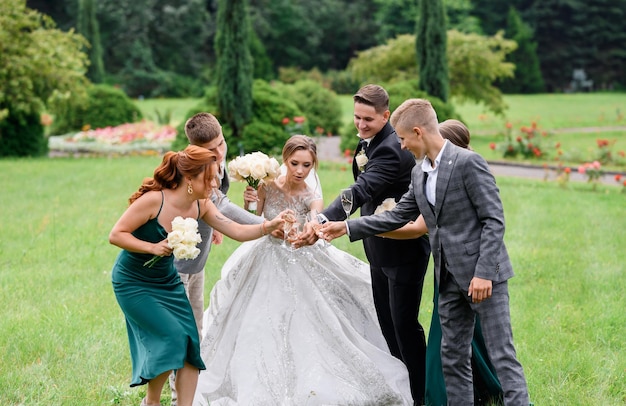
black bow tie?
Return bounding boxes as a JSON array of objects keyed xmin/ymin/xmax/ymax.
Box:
[{"xmin": 358, "ymin": 139, "xmax": 368, "ymax": 151}]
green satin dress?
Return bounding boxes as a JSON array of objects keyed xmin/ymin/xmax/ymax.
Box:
[
  {"xmin": 111, "ymin": 196, "xmax": 205, "ymax": 386},
  {"xmin": 425, "ymin": 282, "xmax": 503, "ymax": 406}
]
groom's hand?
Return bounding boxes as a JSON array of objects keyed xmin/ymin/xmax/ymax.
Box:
[{"xmin": 319, "ymin": 221, "xmax": 347, "ymax": 241}]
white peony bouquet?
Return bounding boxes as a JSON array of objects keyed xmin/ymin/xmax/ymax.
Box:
[
  {"xmin": 228, "ymin": 151, "xmax": 281, "ymax": 212},
  {"xmin": 144, "ymin": 216, "xmax": 202, "ymax": 268}
]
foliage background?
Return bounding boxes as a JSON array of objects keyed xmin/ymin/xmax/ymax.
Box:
[{"xmin": 24, "ymin": 0, "xmax": 626, "ymax": 96}]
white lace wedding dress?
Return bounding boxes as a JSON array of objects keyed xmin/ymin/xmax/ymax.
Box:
[{"xmin": 193, "ymin": 182, "xmax": 413, "ymax": 406}]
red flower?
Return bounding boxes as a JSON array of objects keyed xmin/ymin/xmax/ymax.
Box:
[
  {"xmin": 615, "ymin": 174, "xmax": 623, "ymax": 182},
  {"xmin": 282, "ymin": 117, "xmax": 290, "ymax": 125},
  {"xmin": 505, "ymin": 122, "xmax": 512, "ymax": 129},
  {"xmin": 564, "ymin": 167, "xmax": 571, "ymax": 174},
  {"xmin": 516, "ymin": 136, "xmax": 522, "ymax": 143},
  {"xmin": 293, "ymin": 116, "xmax": 306, "ymax": 124},
  {"xmin": 344, "ymin": 148, "xmax": 352, "ymax": 157},
  {"xmin": 489, "ymin": 142, "xmax": 496, "ymax": 150},
  {"xmin": 555, "ymin": 142, "xmax": 561, "ymax": 148}
]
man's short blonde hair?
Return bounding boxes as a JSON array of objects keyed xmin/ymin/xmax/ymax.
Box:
[{"xmin": 390, "ymin": 98, "xmax": 439, "ymax": 135}]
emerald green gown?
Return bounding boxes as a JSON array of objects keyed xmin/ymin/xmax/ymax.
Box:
[
  {"xmin": 111, "ymin": 198, "xmax": 205, "ymax": 387},
  {"xmin": 425, "ymin": 282, "xmax": 503, "ymax": 405}
]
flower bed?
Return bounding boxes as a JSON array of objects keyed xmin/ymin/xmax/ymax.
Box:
[{"xmin": 48, "ymin": 120, "xmax": 176, "ymax": 156}]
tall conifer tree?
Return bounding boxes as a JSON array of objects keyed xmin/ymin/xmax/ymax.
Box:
[
  {"xmin": 77, "ymin": 0, "xmax": 104, "ymax": 83},
  {"xmin": 215, "ymin": 0, "xmax": 253, "ymax": 140},
  {"xmin": 416, "ymin": 0, "xmax": 449, "ymax": 102}
]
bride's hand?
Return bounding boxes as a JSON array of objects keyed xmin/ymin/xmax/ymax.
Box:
[
  {"xmin": 292, "ymin": 221, "xmax": 319, "ymax": 248},
  {"xmin": 243, "ymin": 186, "xmax": 258, "ymax": 210},
  {"xmin": 265, "ymin": 209, "xmax": 293, "ymax": 235}
]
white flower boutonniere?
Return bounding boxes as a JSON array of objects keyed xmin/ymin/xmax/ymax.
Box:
[
  {"xmin": 374, "ymin": 198, "xmax": 397, "ymax": 215},
  {"xmin": 355, "ymin": 150, "xmax": 368, "ymax": 172}
]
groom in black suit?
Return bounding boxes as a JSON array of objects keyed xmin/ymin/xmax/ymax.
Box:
[{"xmin": 318, "ymin": 84, "xmax": 431, "ymax": 404}]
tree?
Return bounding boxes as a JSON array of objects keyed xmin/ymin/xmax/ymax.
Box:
[
  {"xmin": 77, "ymin": 0, "xmax": 104, "ymax": 83},
  {"xmin": 416, "ymin": 0, "xmax": 449, "ymax": 102},
  {"xmin": 347, "ymin": 31, "xmax": 516, "ymax": 115},
  {"xmin": 215, "ymin": 0, "xmax": 253, "ymax": 140},
  {"xmin": 498, "ymin": 7, "xmax": 544, "ymax": 94},
  {"xmin": 0, "ymin": 0, "xmax": 89, "ymax": 157}
]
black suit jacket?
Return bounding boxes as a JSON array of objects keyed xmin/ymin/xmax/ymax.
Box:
[{"xmin": 323, "ymin": 122, "xmax": 430, "ymax": 273}]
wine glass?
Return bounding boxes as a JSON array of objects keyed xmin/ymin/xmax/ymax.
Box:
[{"xmin": 340, "ymin": 188, "xmax": 353, "ymax": 220}]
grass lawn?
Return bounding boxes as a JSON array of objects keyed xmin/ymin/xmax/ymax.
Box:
[{"xmin": 1, "ymin": 156, "xmax": 625, "ymax": 405}]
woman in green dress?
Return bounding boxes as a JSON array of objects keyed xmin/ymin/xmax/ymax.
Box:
[
  {"xmin": 378, "ymin": 120, "xmax": 503, "ymax": 405},
  {"xmin": 109, "ymin": 145, "xmax": 286, "ymax": 406}
]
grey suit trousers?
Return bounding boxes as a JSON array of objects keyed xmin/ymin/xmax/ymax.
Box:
[{"xmin": 438, "ymin": 275, "xmax": 529, "ymax": 405}]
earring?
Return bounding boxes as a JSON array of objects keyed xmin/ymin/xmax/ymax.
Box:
[{"xmin": 187, "ymin": 182, "xmax": 193, "ymax": 195}]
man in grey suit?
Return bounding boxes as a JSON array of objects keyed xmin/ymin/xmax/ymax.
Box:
[{"xmin": 320, "ymin": 99, "xmax": 530, "ymax": 405}]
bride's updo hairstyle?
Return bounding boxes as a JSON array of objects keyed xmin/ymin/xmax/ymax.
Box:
[
  {"xmin": 129, "ymin": 145, "xmax": 218, "ymax": 204},
  {"xmin": 282, "ymin": 135, "xmax": 318, "ymax": 170}
]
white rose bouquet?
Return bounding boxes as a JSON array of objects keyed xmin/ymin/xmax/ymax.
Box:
[
  {"xmin": 374, "ymin": 197, "xmax": 397, "ymax": 215},
  {"xmin": 228, "ymin": 151, "xmax": 281, "ymax": 212},
  {"xmin": 144, "ymin": 216, "xmax": 202, "ymax": 268}
]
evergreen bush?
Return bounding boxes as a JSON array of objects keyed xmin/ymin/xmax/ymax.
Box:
[
  {"xmin": 277, "ymin": 80, "xmax": 343, "ymax": 136},
  {"xmin": 49, "ymin": 84, "xmax": 142, "ymax": 135},
  {"xmin": 0, "ymin": 110, "xmax": 46, "ymax": 157}
]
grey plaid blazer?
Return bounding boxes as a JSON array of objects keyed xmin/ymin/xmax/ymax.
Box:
[{"xmin": 348, "ymin": 142, "xmax": 514, "ymax": 291}]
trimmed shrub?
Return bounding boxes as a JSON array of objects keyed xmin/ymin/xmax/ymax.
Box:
[
  {"xmin": 278, "ymin": 80, "xmax": 343, "ymax": 136},
  {"xmin": 175, "ymin": 80, "xmax": 304, "ymax": 159},
  {"xmin": 0, "ymin": 110, "xmax": 46, "ymax": 157},
  {"xmin": 49, "ymin": 84, "xmax": 142, "ymax": 135}
]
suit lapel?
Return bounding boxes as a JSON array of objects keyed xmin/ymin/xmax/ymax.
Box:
[{"xmin": 434, "ymin": 143, "xmax": 456, "ymax": 217}]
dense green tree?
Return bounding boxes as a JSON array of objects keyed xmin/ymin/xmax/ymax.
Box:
[
  {"xmin": 215, "ymin": 0, "xmax": 253, "ymax": 139},
  {"xmin": 444, "ymin": 0, "xmax": 482, "ymax": 34},
  {"xmin": 529, "ymin": 0, "xmax": 626, "ymax": 91},
  {"xmin": 77, "ymin": 0, "xmax": 104, "ymax": 83},
  {"xmin": 498, "ymin": 7, "xmax": 544, "ymax": 94},
  {"xmin": 0, "ymin": 0, "xmax": 89, "ymax": 156},
  {"xmin": 348, "ymin": 31, "xmax": 516, "ymax": 115},
  {"xmin": 416, "ymin": 0, "xmax": 449, "ymax": 101},
  {"xmin": 373, "ymin": 0, "xmax": 418, "ymax": 42},
  {"xmin": 250, "ymin": 0, "xmax": 380, "ymax": 72}
]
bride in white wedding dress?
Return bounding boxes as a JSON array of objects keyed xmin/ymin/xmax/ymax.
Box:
[{"xmin": 193, "ymin": 135, "xmax": 412, "ymax": 406}]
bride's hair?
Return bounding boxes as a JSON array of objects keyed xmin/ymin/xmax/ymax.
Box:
[
  {"xmin": 129, "ymin": 145, "xmax": 218, "ymax": 204},
  {"xmin": 282, "ymin": 135, "xmax": 318, "ymax": 170}
]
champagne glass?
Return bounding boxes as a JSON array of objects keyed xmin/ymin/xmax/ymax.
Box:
[
  {"xmin": 282, "ymin": 212, "xmax": 295, "ymax": 249},
  {"xmin": 308, "ymin": 209, "xmax": 329, "ymax": 247},
  {"xmin": 340, "ymin": 188, "xmax": 353, "ymax": 220},
  {"xmin": 287, "ymin": 214, "xmax": 305, "ymax": 263}
]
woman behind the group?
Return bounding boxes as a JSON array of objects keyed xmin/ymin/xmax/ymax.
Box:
[
  {"xmin": 109, "ymin": 145, "xmax": 285, "ymax": 406},
  {"xmin": 194, "ymin": 135, "xmax": 413, "ymax": 405}
]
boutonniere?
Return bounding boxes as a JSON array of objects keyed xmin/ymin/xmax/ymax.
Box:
[{"xmin": 355, "ymin": 150, "xmax": 368, "ymax": 172}]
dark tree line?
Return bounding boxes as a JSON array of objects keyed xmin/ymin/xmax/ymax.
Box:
[{"xmin": 26, "ymin": 0, "xmax": 626, "ymax": 95}]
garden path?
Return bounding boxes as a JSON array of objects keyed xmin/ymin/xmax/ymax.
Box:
[{"xmin": 316, "ymin": 135, "xmax": 623, "ymax": 185}]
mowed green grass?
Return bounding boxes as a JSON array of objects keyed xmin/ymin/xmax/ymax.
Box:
[{"xmin": 0, "ymin": 155, "xmax": 624, "ymax": 405}]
